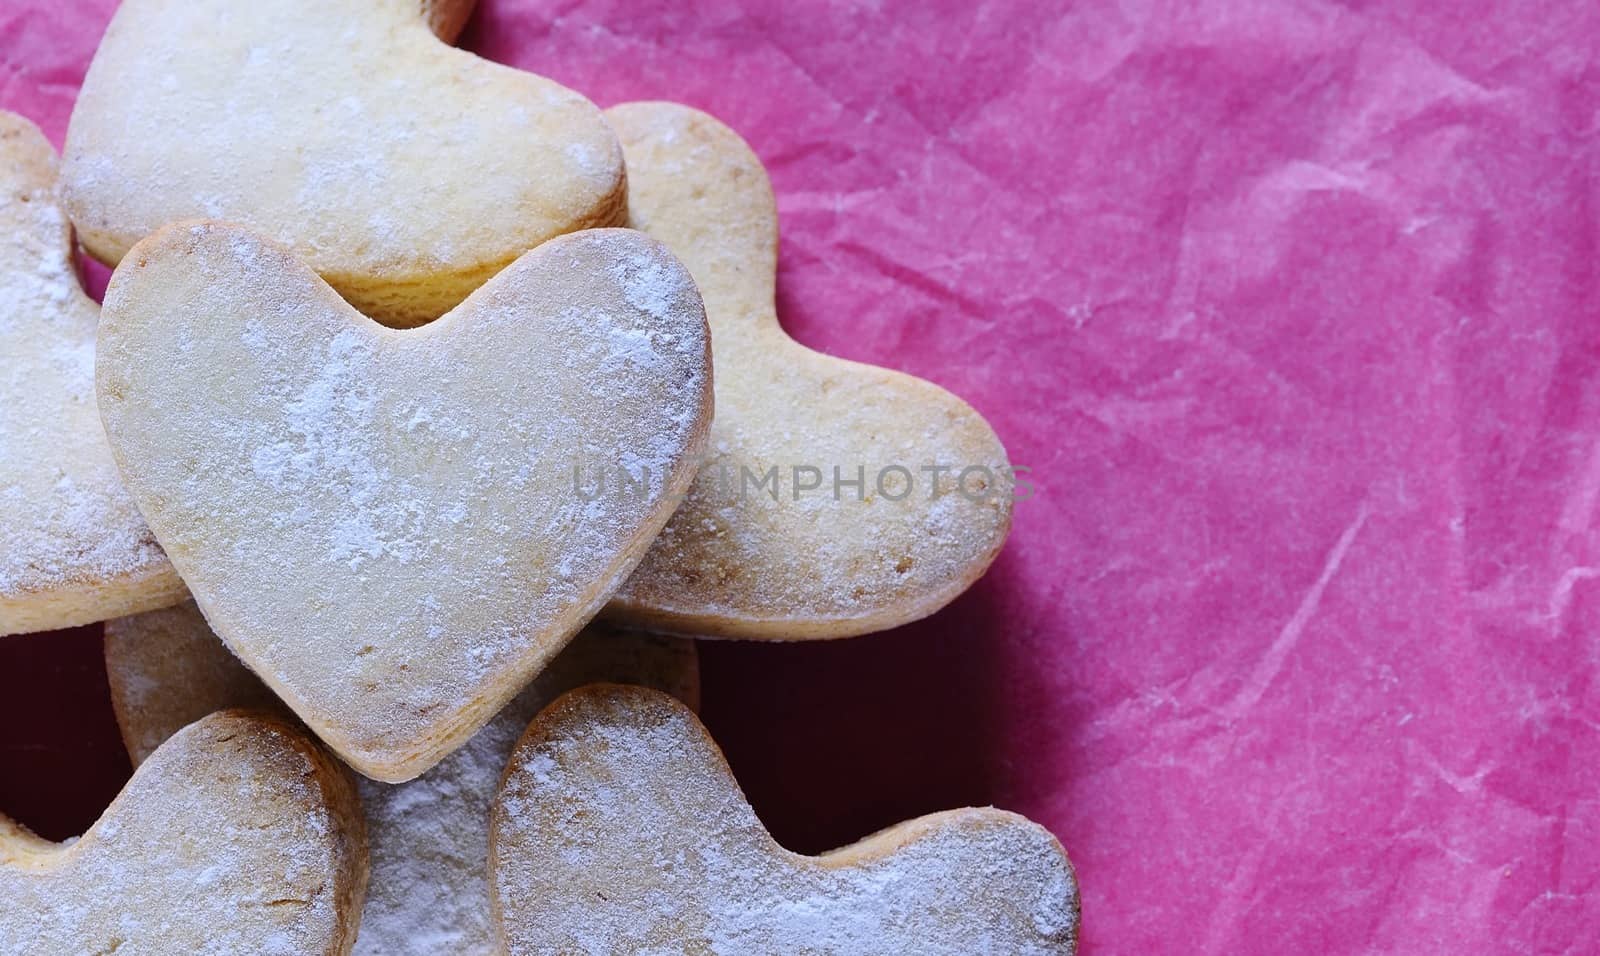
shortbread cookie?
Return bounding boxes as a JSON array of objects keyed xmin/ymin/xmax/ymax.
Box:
[
  {"xmin": 604, "ymin": 103, "xmax": 1014, "ymax": 639},
  {"xmin": 97, "ymin": 222, "xmax": 712, "ymax": 781},
  {"xmin": 105, "ymin": 602, "xmax": 698, "ymax": 956},
  {"xmin": 1, "ymin": 710, "xmax": 366, "ymax": 955},
  {"xmin": 61, "ymin": 0, "xmax": 625, "ymax": 327},
  {"xmin": 492, "ymin": 686, "xmax": 1079, "ymax": 954},
  {"xmin": 104, "ymin": 601, "xmax": 288, "ymax": 763},
  {"xmin": 0, "ymin": 111, "xmax": 183, "ymax": 636}
]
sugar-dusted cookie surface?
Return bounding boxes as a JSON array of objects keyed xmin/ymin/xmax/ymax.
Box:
[
  {"xmin": 0, "ymin": 710, "xmax": 367, "ymax": 955},
  {"xmin": 104, "ymin": 601, "xmax": 287, "ymax": 763},
  {"xmin": 0, "ymin": 111, "xmax": 183, "ymax": 636},
  {"xmin": 604, "ymin": 103, "xmax": 1014, "ymax": 639},
  {"xmin": 61, "ymin": 0, "xmax": 625, "ymax": 327},
  {"xmin": 96, "ymin": 222, "xmax": 712, "ymax": 781},
  {"xmin": 105, "ymin": 602, "xmax": 699, "ymax": 956},
  {"xmin": 491, "ymin": 686, "xmax": 1079, "ymax": 954}
]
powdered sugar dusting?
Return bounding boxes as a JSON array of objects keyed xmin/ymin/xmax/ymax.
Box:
[
  {"xmin": 243, "ymin": 327, "xmax": 436, "ymax": 570},
  {"xmin": 350, "ymin": 630, "xmax": 698, "ymax": 956},
  {"xmin": 0, "ymin": 114, "xmax": 176, "ymax": 633},
  {"xmin": 104, "ymin": 601, "xmax": 699, "ymax": 956},
  {"xmin": 492, "ymin": 688, "xmax": 1079, "ymax": 954},
  {"xmin": 0, "ymin": 712, "xmax": 360, "ymax": 954},
  {"xmin": 605, "ymin": 103, "xmax": 1012, "ymax": 637},
  {"xmin": 60, "ymin": 0, "xmax": 624, "ymax": 324},
  {"xmin": 612, "ymin": 253, "xmax": 691, "ymax": 321},
  {"xmin": 98, "ymin": 223, "xmax": 710, "ymax": 780}
]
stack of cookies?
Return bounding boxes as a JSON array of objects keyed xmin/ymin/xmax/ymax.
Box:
[{"xmin": 0, "ymin": 1, "xmax": 1080, "ymax": 952}]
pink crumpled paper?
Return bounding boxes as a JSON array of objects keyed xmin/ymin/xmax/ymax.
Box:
[{"xmin": 3, "ymin": 0, "xmax": 1598, "ymax": 951}]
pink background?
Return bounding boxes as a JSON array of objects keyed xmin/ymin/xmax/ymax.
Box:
[{"xmin": 3, "ymin": 0, "xmax": 1598, "ymax": 951}]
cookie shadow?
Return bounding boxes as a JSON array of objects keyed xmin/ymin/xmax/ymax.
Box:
[
  {"xmin": 0, "ymin": 624, "xmax": 131, "ymax": 841},
  {"xmin": 697, "ymin": 554, "xmax": 1026, "ymax": 855}
]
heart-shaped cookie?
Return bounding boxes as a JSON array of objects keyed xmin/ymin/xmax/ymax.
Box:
[
  {"xmin": 61, "ymin": 0, "xmax": 625, "ymax": 327},
  {"xmin": 603, "ymin": 103, "xmax": 1014, "ymax": 639},
  {"xmin": 491, "ymin": 685, "xmax": 1079, "ymax": 954},
  {"xmin": 105, "ymin": 602, "xmax": 699, "ymax": 956},
  {"xmin": 0, "ymin": 111, "xmax": 183, "ymax": 635},
  {"xmin": 1, "ymin": 710, "xmax": 367, "ymax": 954},
  {"xmin": 96, "ymin": 222, "xmax": 712, "ymax": 782}
]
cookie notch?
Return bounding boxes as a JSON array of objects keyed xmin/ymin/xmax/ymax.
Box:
[
  {"xmin": 105, "ymin": 601, "xmax": 700, "ymax": 955},
  {"xmin": 0, "ymin": 711, "xmax": 367, "ymax": 954},
  {"xmin": 491, "ymin": 685, "xmax": 1079, "ymax": 954}
]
